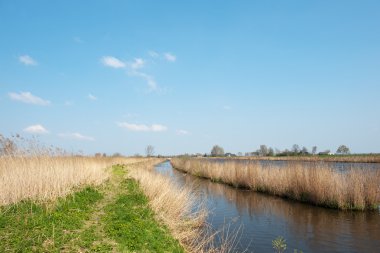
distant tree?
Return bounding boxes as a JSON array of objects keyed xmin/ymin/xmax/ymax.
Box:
[
  {"xmin": 211, "ymin": 145, "xmax": 224, "ymax": 157},
  {"xmin": 268, "ymin": 147, "xmax": 274, "ymax": 156},
  {"xmin": 292, "ymin": 144, "xmax": 300, "ymax": 154},
  {"xmin": 102, "ymin": 153, "xmax": 107, "ymax": 157},
  {"xmin": 237, "ymin": 152, "xmax": 243, "ymax": 156},
  {"xmin": 312, "ymin": 146, "xmax": 317, "ymax": 155},
  {"xmin": 94, "ymin": 153, "xmax": 102, "ymax": 157},
  {"xmin": 259, "ymin": 145, "xmax": 268, "ymax": 156},
  {"xmin": 336, "ymin": 145, "xmax": 350, "ymax": 155},
  {"xmin": 112, "ymin": 152, "xmax": 122, "ymax": 157},
  {"xmin": 145, "ymin": 145, "xmax": 155, "ymax": 157},
  {"xmin": 301, "ymin": 146, "xmax": 309, "ymax": 154}
]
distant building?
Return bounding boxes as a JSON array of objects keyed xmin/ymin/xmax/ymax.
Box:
[{"xmin": 318, "ymin": 151, "xmax": 333, "ymax": 155}]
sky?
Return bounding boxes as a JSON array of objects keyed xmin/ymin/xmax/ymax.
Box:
[{"xmin": 1, "ymin": 0, "xmax": 379, "ymax": 155}]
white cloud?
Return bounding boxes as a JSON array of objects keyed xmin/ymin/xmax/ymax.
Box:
[
  {"xmin": 8, "ymin": 92, "xmax": 50, "ymax": 106},
  {"xmin": 101, "ymin": 56, "xmax": 126, "ymax": 68},
  {"xmin": 129, "ymin": 71, "xmax": 157, "ymax": 91},
  {"xmin": 164, "ymin": 53, "xmax": 176, "ymax": 62},
  {"xmin": 88, "ymin": 94, "xmax": 97, "ymax": 100},
  {"xmin": 19, "ymin": 55, "xmax": 37, "ymax": 66},
  {"xmin": 58, "ymin": 132, "xmax": 95, "ymax": 141},
  {"xmin": 176, "ymin": 129, "xmax": 189, "ymax": 135},
  {"xmin": 23, "ymin": 124, "xmax": 49, "ymax": 134},
  {"xmin": 117, "ymin": 122, "xmax": 167, "ymax": 132},
  {"xmin": 130, "ymin": 58, "xmax": 145, "ymax": 70}
]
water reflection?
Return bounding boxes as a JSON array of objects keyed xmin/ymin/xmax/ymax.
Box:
[{"xmin": 156, "ymin": 161, "xmax": 380, "ymax": 253}]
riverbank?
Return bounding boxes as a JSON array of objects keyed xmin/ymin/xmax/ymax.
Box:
[
  {"xmin": 171, "ymin": 157, "xmax": 380, "ymax": 210},
  {"xmin": 0, "ymin": 157, "xmax": 224, "ymax": 252},
  {"xmin": 0, "ymin": 160, "xmax": 187, "ymax": 252}
]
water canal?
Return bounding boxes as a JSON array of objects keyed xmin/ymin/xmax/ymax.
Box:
[{"xmin": 155, "ymin": 161, "xmax": 380, "ymax": 253}]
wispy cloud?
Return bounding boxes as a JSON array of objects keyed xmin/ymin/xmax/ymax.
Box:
[
  {"xmin": 58, "ymin": 132, "xmax": 95, "ymax": 141},
  {"xmin": 164, "ymin": 53, "xmax": 176, "ymax": 62},
  {"xmin": 117, "ymin": 122, "xmax": 167, "ymax": 132},
  {"xmin": 129, "ymin": 71, "xmax": 157, "ymax": 91},
  {"xmin": 101, "ymin": 56, "xmax": 126, "ymax": 68},
  {"xmin": 176, "ymin": 129, "xmax": 190, "ymax": 135},
  {"xmin": 148, "ymin": 50, "xmax": 159, "ymax": 58},
  {"xmin": 23, "ymin": 124, "xmax": 49, "ymax": 134},
  {"xmin": 130, "ymin": 58, "xmax": 145, "ymax": 70},
  {"xmin": 102, "ymin": 52, "xmax": 175, "ymax": 92},
  {"xmin": 88, "ymin": 94, "xmax": 97, "ymax": 100},
  {"xmin": 8, "ymin": 92, "xmax": 50, "ymax": 106},
  {"xmin": 19, "ymin": 55, "xmax": 38, "ymax": 66}
]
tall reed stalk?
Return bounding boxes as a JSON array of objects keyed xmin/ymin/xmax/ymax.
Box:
[{"xmin": 171, "ymin": 158, "xmax": 380, "ymax": 210}]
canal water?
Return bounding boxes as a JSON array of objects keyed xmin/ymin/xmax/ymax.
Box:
[{"xmin": 155, "ymin": 161, "xmax": 380, "ymax": 253}]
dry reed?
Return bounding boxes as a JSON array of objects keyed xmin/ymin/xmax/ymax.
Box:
[
  {"xmin": 0, "ymin": 156, "xmax": 142, "ymax": 206},
  {"xmin": 171, "ymin": 158, "xmax": 380, "ymax": 210},
  {"xmin": 129, "ymin": 161, "xmax": 230, "ymax": 253}
]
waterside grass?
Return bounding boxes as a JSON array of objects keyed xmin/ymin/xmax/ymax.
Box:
[
  {"xmin": 171, "ymin": 158, "xmax": 380, "ymax": 210},
  {"xmin": 129, "ymin": 161, "xmax": 230, "ymax": 253},
  {"xmin": 0, "ymin": 162, "xmax": 187, "ymax": 252}
]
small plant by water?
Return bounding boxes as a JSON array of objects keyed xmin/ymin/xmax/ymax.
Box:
[{"xmin": 272, "ymin": 236, "xmax": 287, "ymax": 253}]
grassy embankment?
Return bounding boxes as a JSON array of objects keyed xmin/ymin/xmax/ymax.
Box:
[
  {"xmin": 0, "ymin": 156, "xmax": 221, "ymax": 252},
  {"xmin": 171, "ymin": 157, "xmax": 380, "ymax": 210}
]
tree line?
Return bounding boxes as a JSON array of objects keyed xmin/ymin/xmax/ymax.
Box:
[{"xmin": 208, "ymin": 144, "xmax": 351, "ymax": 157}]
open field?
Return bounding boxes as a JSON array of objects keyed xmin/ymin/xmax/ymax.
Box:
[{"xmin": 171, "ymin": 157, "xmax": 380, "ymax": 210}]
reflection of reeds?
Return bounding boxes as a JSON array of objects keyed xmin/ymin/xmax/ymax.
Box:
[
  {"xmin": 171, "ymin": 158, "xmax": 380, "ymax": 210},
  {"xmin": 0, "ymin": 156, "xmax": 142, "ymax": 206},
  {"xmin": 129, "ymin": 163, "xmax": 231, "ymax": 253}
]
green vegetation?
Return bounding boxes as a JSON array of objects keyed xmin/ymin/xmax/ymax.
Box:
[
  {"xmin": 272, "ymin": 236, "xmax": 287, "ymax": 253},
  {"xmin": 0, "ymin": 187, "xmax": 103, "ymax": 252},
  {"xmin": 104, "ymin": 178, "xmax": 183, "ymax": 252},
  {"xmin": 0, "ymin": 164, "xmax": 184, "ymax": 252}
]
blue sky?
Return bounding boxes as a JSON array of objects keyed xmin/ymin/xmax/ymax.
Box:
[{"xmin": 1, "ymin": 0, "xmax": 379, "ymax": 155}]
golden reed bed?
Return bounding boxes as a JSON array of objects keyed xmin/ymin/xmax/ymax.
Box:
[
  {"xmin": 0, "ymin": 156, "xmax": 142, "ymax": 206},
  {"xmin": 171, "ymin": 158, "xmax": 380, "ymax": 210}
]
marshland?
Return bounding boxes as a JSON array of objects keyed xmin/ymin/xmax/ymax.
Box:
[
  {"xmin": 2, "ymin": 1, "xmax": 380, "ymax": 252},
  {"xmin": 0, "ymin": 135, "xmax": 229, "ymax": 252}
]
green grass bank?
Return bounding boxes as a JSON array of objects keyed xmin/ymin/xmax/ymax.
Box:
[{"xmin": 0, "ymin": 164, "xmax": 184, "ymax": 252}]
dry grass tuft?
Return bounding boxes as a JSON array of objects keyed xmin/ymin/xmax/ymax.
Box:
[{"xmin": 171, "ymin": 158, "xmax": 380, "ymax": 210}]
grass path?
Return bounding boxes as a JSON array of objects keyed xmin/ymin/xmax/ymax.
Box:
[{"xmin": 0, "ymin": 163, "xmax": 184, "ymax": 252}]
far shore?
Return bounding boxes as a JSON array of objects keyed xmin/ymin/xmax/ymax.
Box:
[{"xmin": 194, "ymin": 154, "xmax": 380, "ymax": 163}]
